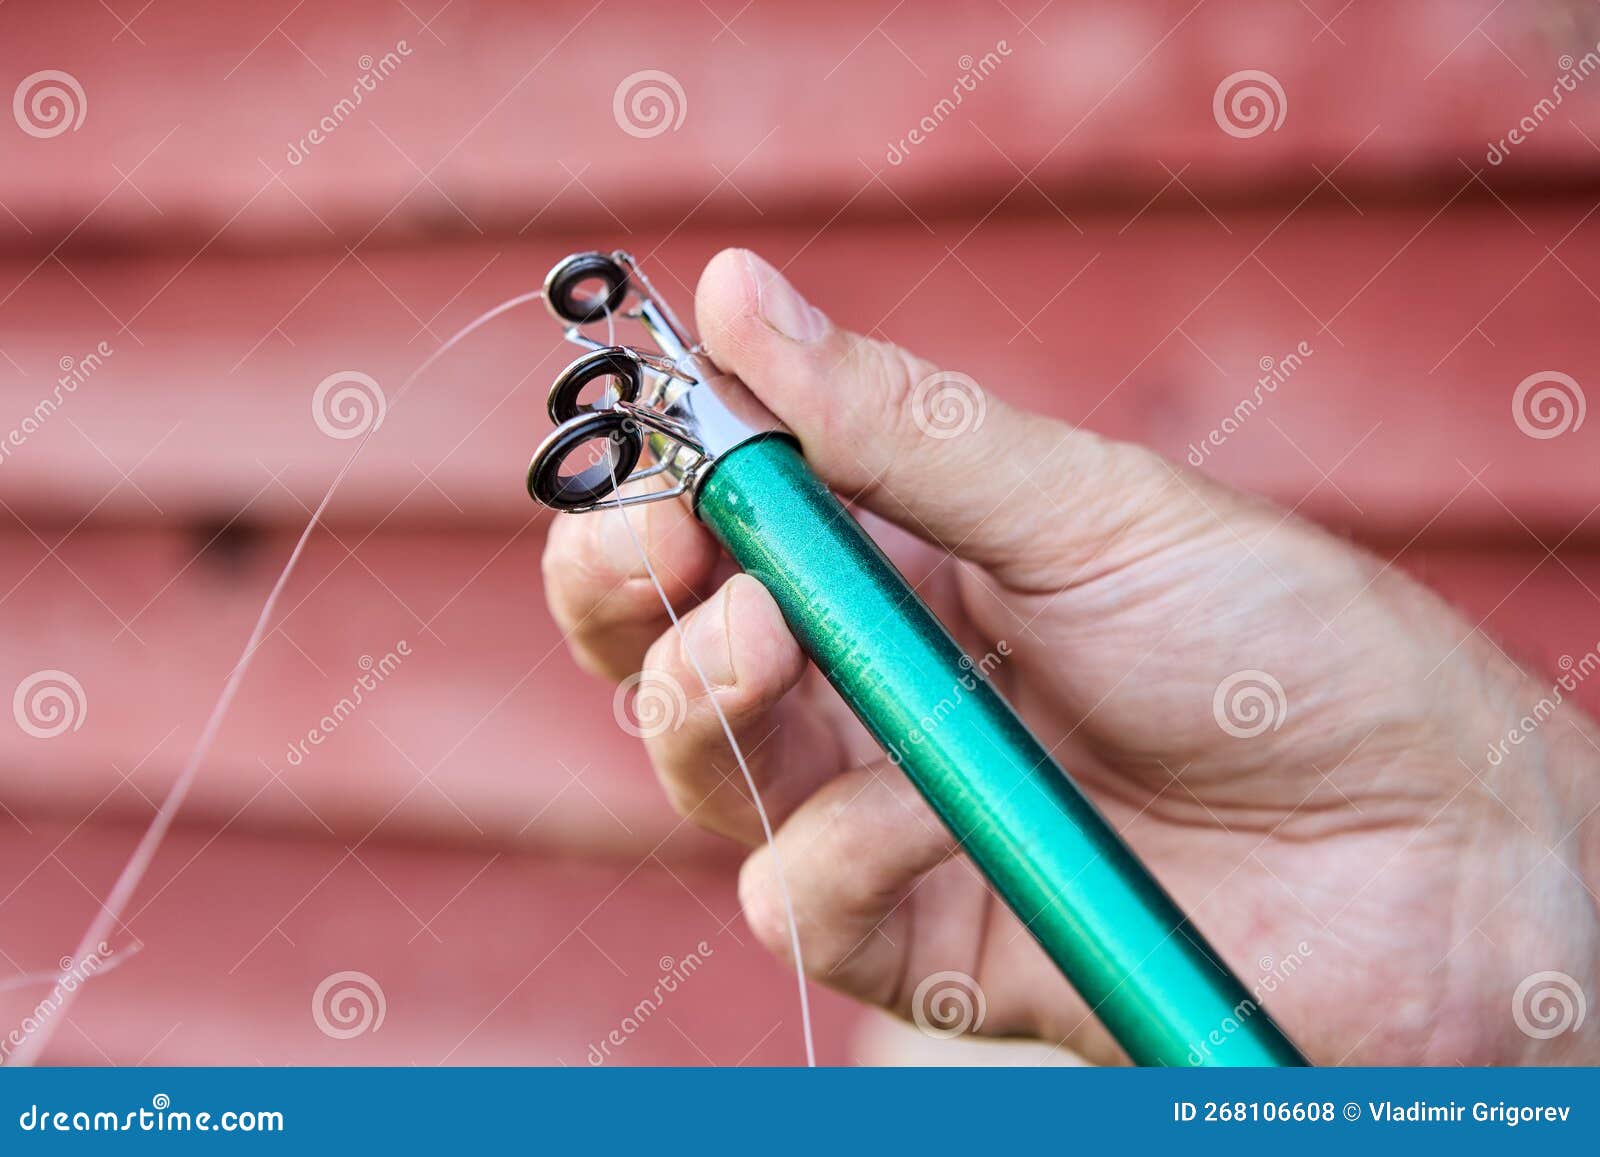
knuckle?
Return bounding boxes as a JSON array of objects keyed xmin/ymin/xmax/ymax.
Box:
[
  {"xmin": 698, "ymin": 781, "xmax": 762, "ymax": 841},
  {"xmin": 850, "ymin": 334, "xmax": 938, "ymax": 437},
  {"xmin": 658, "ymin": 774, "xmax": 704, "ymax": 824},
  {"xmin": 737, "ymin": 852, "xmax": 792, "ymax": 957},
  {"xmin": 569, "ymin": 645, "xmax": 620, "ymax": 683},
  {"xmin": 539, "ymin": 535, "xmax": 582, "ymax": 626},
  {"xmin": 647, "ymin": 738, "xmax": 717, "ymax": 826}
]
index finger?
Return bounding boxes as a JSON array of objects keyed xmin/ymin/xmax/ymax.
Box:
[{"xmin": 542, "ymin": 474, "xmax": 723, "ymax": 683}]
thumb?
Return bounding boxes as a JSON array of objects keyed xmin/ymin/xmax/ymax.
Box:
[{"xmin": 694, "ymin": 248, "xmax": 1193, "ymax": 590}]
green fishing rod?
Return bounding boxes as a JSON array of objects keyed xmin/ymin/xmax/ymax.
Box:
[{"xmin": 527, "ymin": 250, "xmax": 1308, "ymax": 1068}]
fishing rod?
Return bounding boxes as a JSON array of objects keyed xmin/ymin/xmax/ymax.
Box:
[{"xmin": 527, "ymin": 249, "xmax": 1309, "ymax": 1067}]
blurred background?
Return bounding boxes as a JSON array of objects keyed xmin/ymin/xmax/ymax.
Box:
[{"xmin": 1, "ymin": 0, "xmax": 1598, "ymax": 1064}]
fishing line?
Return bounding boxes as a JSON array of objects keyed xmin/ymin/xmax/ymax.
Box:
[
  {"xmin": 537, "ymin": 251, "xmax": 818, "ymax": 1064},
  {"xmin": 595, "ymin": 283, "xmax": 812, "ymax": 1068},
  {"xmin": 527, "ymin": 248, "xmax": 1313, "ymax": 1068},
  {"xmin": 11, "ymin": 279, "xmax": 817, "ymax": 1069},
  {"xmin": 0, "ymin": 945, "xmax": 137, "ymax": 994},
  {"xmin": 602, "ymin": 460, "xmax": 817, "ymax": 1068},
  {"xmin": 6, "ymin": 288, "xmax": 545, "ymax": 1065}
]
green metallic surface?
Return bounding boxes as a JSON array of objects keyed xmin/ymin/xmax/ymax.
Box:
[{"xmin": 696, "ymin": 437, "xmax": 1307, "ymax": 1067}]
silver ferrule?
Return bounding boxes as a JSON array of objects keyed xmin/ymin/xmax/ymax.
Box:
[
  {"xmin": 532, "ymin": 250, "xmax": 790, "ymax": 514},
  {"xmin": 631, "ymin": 284, "xmax": 787, "ymax": 496}
]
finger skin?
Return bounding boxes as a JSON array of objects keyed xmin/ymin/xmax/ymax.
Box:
[
  {"xmin": 737, "ymin": 764, "xmax": 953, "ymax": 996},
  {"xmin": 541, "ymin": 477, "xmax": 721, "ymax": 682},
  {"xmin": 693, "ymin": 248, "xmax": 1192, "ymax": 593},
  {"xmin": 641, "ymin": 574, "xmax": 847, "ymax": 845},
  {"xmin": 737, "ymin": 763, "xmax": 1101, "ymax": 1048}
]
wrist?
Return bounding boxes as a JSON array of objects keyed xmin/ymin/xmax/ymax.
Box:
[{"xmin": 1465, "ymin": 657, "xmax": 1600, "ymax": 1062}]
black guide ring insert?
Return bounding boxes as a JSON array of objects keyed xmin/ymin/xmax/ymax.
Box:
[
  {"xmin": 544, "ymin": 251, "xmax": 630, "ymax": 326},
  {"xmin": 548, "ymin": 347, "xmax": 644, "ymax": 425},
  {"xmin": 527, "ymin": 411, "xmax": 643, "ymax": 511}
]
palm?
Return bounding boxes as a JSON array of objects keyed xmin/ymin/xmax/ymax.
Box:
[{"xmin": 776, "ymin": 503, "xmax": 1590, "ymax": 1065}]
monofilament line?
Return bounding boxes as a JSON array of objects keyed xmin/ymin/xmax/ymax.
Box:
[
  {"xmin": 5, "ymin": 289, "xmax": 546, "ymax": 1065},
  {"xmin": 604, "ymin": 463, "xmax": 817, "ymax": 1067}
]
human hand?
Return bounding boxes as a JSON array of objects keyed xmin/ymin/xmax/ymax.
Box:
[{"xmin": 541, "ymin": 248, "xmax": 1600, "ymax": 1065}]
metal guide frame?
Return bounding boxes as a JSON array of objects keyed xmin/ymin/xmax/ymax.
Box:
[{"xmin": 527, "ymin": 251, "xmax": 786, "ymax": 513}]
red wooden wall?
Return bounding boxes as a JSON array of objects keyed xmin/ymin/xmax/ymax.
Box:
[{"xmin": 2, "ymin": 0, "xmax": 1599, "ymax": 1064}]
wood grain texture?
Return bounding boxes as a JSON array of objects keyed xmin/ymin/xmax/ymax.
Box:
[
  {"xmin": 3, "ymin": 525, "xmax": 1598, "ymax": 849},
  {"xmin": 0, "ymin": 539, "xmax": 1594, "ymax": 1065},
  {"xmin": 4, "ymin": 204, "xmax": 1598, "ymax": 541},
  {"xmin": 3, "ymin": 0, "xmax": 1599, "ymax": 248},
  {"xmin": 5, "ymin": 0, "xmax": 1600, "ymax": 1068},
  {"xmin": 0, "ymin": 822, "xmax": 858, "ymax": 1065}
]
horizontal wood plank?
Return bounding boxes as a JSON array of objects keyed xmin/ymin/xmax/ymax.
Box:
[
  {"xmin": 2, "ymin": 0, "xmax": 1598, "ymax": 248},
  {"xmin": 0, "ymin": 524, "xmax": 706, "ymax": 859},
  {"xmin": 8, "ymin": 0, "xmax": 1600, "ymax": 1074},
  {"xmin": 3, "ymin": 530, "xmax": 1599, "ymax": 850},
  {"xmin": 2, "ymin": 206, "xmax": 1598, "ymax": 541},
  {"xmin": 0, "ymin": 823, "xmax": 859, "ymax": 1064}
]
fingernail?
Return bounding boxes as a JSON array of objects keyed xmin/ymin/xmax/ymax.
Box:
[
  {"xmin": 743, "ymin": 251, "xmax": 828, "ymax": 343},
  {"xmin": 683, "ymin": 583, "xmax": 738, "ymax": 689}
]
